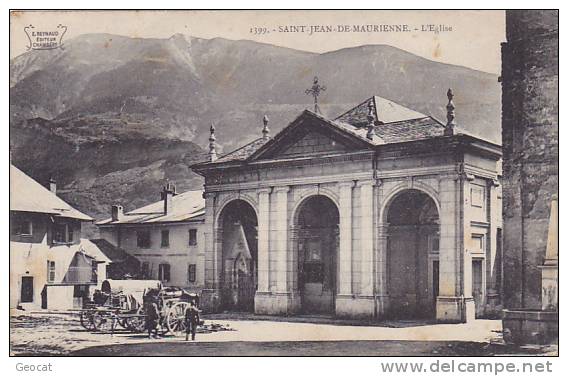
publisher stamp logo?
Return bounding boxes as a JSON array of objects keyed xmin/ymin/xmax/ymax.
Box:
[{"xmin": 24, "ymin": 24, "xmax": 67, "ymax": 51}]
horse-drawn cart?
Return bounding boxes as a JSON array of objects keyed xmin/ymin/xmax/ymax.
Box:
[{"xmin": 79, "ymin": 280, "xmax": 199, "ymax": 337}]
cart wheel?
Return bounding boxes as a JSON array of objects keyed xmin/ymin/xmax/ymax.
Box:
[
  {"xmin": 92, "ymin": 311, "xmax": 114, "ymax": 332},
  {"xmin": 126, "ymin": 306, "xmax": 146, "ymax": 333},
  {"xmin": 166, "ymin": 302, "xmax": 189, "ymax": 337},
  {"xmin": 79, "ymin": 310, "xmax": 95, "ymax": 331}
]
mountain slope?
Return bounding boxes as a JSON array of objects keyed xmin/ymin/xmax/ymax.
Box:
[{"xmin": 10, "ymin": 33, "xmax": 501, "ymax": 223}]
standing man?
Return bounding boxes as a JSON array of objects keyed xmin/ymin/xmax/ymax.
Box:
[
  {"xmin": 145, "ymin": 295, "xmax": 160, "ymax": 339},
  {"xmin": 185, "ymin": 301, "xmax": 200, "ymax": 341}
]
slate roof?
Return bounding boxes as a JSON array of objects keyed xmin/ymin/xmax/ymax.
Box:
[
  {"xmin": 97, "ymin": 189, "xmax": 205, "ymax": 225},
  {"xmin": 213, "ymin": 138, "xmax": 270, "ymax": 163},
  {"xmin": 195, "ymin": 96, "xmax": 455, "ymax": 167},
  {"xmin": 335, "ymin": 96, "xmax": 428, "ymax": 127},
  {"xmin": 90, "ymin": 238, "xmax": 139, "ymax": 264},
  {"xmin": 10, "ymin": 164, "xmax": 93, "ymax": 221}
]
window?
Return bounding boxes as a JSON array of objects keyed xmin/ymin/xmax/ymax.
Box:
[
  {"xmin": 188, "ymin": 264, "xmax": 197, "ymax": 283},
  {"xmin": 136, "ymin": 230, "xmax": 151, "ymax": 248},
  {"xmin": 53, "ymin": 222, "xmax": 74, "ymax": 244},
  {"xmin": 158, "ymin": 263, "xmax": 171, "ymax": 282},
  {"xmin": 161, "ymin": 230, "xmax": 170, "ymax": 248},
  {"xmin": 141, "ymin": 262, "xmax": 150, "ymax": 279},
  {"xmin": 471, "ymin": 185, "xmax": 485, "ymax": 208},
  {"xmin": 188, "ymin": 229, "xmax": 197, "ymax": 246},
  {"xmin": 12, "ymin": 219, "xmax": 32, "ymax": 236},
  {"xmin": 430, "ymin": 236, "xmax": 440, "ymax": 253},
  {"xmin": 47, "ymin": 261, "xmax": 56, "ymax": 283},
  {"xmin": 471, "ymin": 234, "xmax": 484, "ymax": 253}
]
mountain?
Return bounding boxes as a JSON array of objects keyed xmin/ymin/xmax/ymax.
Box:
[{"xmin": 10, "ymin": 33, "xmax": 501, "ymax": 224}]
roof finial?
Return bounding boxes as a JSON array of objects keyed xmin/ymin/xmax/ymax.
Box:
[
  {"xmin": 366, "ymin": 100, "xmax": 376, "ymax": 140},
  {"xmin": 208, "ymin": 123, "xmax": 217, "ymax": 162},
  {"xmin": 305, "ymin": 76, "xmax": 326, "ymax": 114},
  {"xmin": 445, "ymin": 88, "xmax": 456, "ymax": 136},
  {"xmin": 262, "ymin": 115, "xmax": 270, "ymax": 140}
]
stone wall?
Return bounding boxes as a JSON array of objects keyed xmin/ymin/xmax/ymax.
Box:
[{"xmin": 501, "ymin": 10, "xmax": 559, "ymax": 310}]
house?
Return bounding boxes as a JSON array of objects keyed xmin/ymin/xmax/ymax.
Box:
[
  {"xmin": 10, "ymin": 165, "xmax": 109, "ymax": 311},
  {"xmin": 96, "ymin": 184, "xmax": 206, "ymax": 293},
  {"xmin": 191, "ymin": 92, "xmax": 503, "ymax": 322}
]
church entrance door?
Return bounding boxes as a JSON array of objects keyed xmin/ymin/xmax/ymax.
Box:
[{"xmin": 296, "ymin": 196, "xmax": 339, "ymax": 315}]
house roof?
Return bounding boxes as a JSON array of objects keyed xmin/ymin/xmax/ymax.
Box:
[
  {"xmin": 10, "ymin": 164, "xmax": 93, "ymax": 221},
  {"xmin": 193, "ymin": 96, "xmax": 453, "ymax": 169},
  {"xmin": 334, "ymin": 96, "xmax": 428, "ymax": 126},
  {"xmin": 213, "ymin": 138, "xmax": 270, "ymax": 163},
  {"xmin": 79, "ymin": 238, "xmax": 112, "ymax": 264},
  {"xmin": 89, "ymin": 239, "xmax": 140, "ymax": 264},
  {"xmin": 96, "ymin": 189, "xmax": 205, "ymax": 225}
]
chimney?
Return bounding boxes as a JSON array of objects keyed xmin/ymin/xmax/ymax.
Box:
[
  {"xmin": 48, "ymin": 177, "xmax": 57, "ymax": 194},
  {"xmin": 162, "ymin": 182, "xmax": 176, "ymax": 215},
  {"xmin": 111, "ymin": 205, "xmax": 124, "ymax": 222}
]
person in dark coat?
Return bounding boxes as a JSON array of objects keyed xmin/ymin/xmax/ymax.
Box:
[
  {"xmin": 185, "ymin": 301, "xmax": 200, "ymax": 341},
  {"xmin": 145, "ymin": 297, "xmax": 160, "ymax": 339}
]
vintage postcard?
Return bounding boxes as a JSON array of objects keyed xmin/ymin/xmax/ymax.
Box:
[{"xmin": 8, "ymin": 10, "xmax": 558, "ymax": 359}]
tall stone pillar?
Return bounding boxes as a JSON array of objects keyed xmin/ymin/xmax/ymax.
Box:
[
  {"xmin": 274, "ymin": 186, "xmax": 289, "ymax": 293},
  {"xmin": 436, "ymin": 174, "xmax": 474, "ymax": 322},
  {"xmin": 376, "ymin": 222, "xmax": 389, "ymax": 316},
  {"xmin": 256, "ymin": 188, "xmax": 271, "ymax": 292},
  {"xmin": 262, "ymin": 185, "xmax": 299, "ymax": 314},
  {"xmin": 201, "ymin": 192, "xmax": 222, "ymax": 312},
  {"xmin": 359, "ymin": 180, "xmax": 375, "ymax": 296},
  {"xmin": 254, "ymin": 188, "xmax": 273, "ymax": 314},
  {"xmin": 338, "ymin": 181, "xmax": 354, "ymax": 295},
  {"xmin": 343, "ymin": 179, "xmax": 376, "ymax": 318},
  {"xmin": 336, "ymin": 181, "xmax": 354, "ymax": 316}
]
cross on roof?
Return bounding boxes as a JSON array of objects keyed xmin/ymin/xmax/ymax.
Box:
[{"xmin": 305, "ymin": 76, "xmax": 326, "ymax": 113}]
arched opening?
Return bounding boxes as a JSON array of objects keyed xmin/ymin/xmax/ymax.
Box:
[
  {"xmin": 218, "ymin": 199, "xmax": 258, "ymax": 312},
  {"xmin": 386, "ymin": 189, "xmax": 440, "ymax": 319},
  {"xmin": 295, "ymin": 195, "xmax": 339, "ymax": 314}
]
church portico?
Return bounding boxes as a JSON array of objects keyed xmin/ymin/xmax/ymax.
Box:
[{"xmin": 192, "ymin": 89, "xmax": 502, "ymax": 323}]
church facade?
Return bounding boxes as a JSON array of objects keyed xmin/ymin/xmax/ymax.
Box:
[{"xmin": 192, "ymin": 92, "xmax": 502, "ymax": 323}]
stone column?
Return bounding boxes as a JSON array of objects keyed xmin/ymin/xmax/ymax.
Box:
[
  {"xmin": 343, "ymin": 179, "xmax": 376, "ymax": 318},
  {"xmin": 338, "ymin": 181, "xmax": 354, "ymax": 295},
  {"xmin": 201, "ymin": 192, "xmax": 222, "ymax": 312},
  {"xmin": 335, "ymin": 181, "xmax": 354, "ymax": 317},
  {"xmin": 274, "ymin": 186, "xmax": 290, "ymax": 293},
  {"xmin": 376, "ymin": 222, "xmax": 389, "ymax": 316},
  {"xmin": 256, "ymin": 188, "xmax": 271, "ymax": 292},
  {"xmin": 255, "ymin": 188, "xmax": 273, "ymax": 314},
  {"xmin": 436, "ymin": 174, "xmax": 474, "ymax": 322},
  {"xmin": 359, "ymin": 180, "xmax": 375, "ymax": 297}
]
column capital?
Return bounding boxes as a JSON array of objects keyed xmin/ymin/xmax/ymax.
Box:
[
  {"xmin": 357, "ymin": 179, "xmax": 376, "ymax": 187},
  {"xmin": 273, "ymin": 186, "xmax": 290, "ymax": 194},
  {"xmin": 257, "ymin": 187, "xmax": 272, "ymax": 196},
  {"xmin": 203, "ymin": 191, "xmax": 217, "ymax": 200},
  {"xmin": 338, "ymin": 180, "xmax": 355, "ymax": 189}
]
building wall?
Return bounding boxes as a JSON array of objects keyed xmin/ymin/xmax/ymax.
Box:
[
  {"xmin": 201, "ymin": 139, "xmax": 501, "ymax": 320},
  {"xmin": 501, "ymin": 10, "xmax": 559, "ymax": 310},
  {"xmin": 10, "ymin": 212, "xmax": 103, "ymax": 310},
  {"xmin": 99, "ymin": 223, "xmax": 206, "ymax": 292}
]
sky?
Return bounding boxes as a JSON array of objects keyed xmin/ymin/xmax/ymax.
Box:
[{"xmin": 10, "ymin": 10, "xmax": 505, "ymax": 74}]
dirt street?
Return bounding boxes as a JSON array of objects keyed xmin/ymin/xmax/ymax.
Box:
[{"xmin": 10, "ymin": 312, "xmax": 556, "ymax": 356}]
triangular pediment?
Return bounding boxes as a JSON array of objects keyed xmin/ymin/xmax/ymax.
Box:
[
  {"xmin": 276, "ymin": 129, "xmax": 349, "ymax": 158},
  {"xmin": 250, "ymin": 110, "xmax": 371, "ymax": 161}
]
